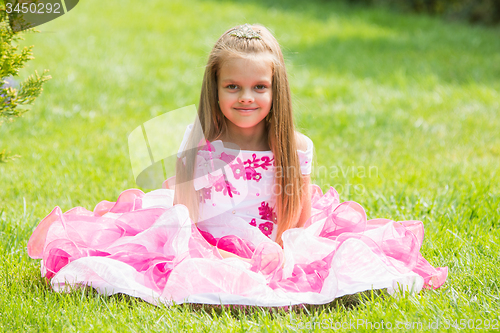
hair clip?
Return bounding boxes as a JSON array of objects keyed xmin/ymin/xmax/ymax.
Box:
[{"xmin": 229, "ymin": 24, "xmax": 261, "ymax": 39}]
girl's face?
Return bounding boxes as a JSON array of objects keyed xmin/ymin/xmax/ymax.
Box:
[{"xmin": 217, "ymin": 54, "xmax": 273, "ymax": 131}]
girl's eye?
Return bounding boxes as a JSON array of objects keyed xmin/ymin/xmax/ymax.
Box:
[
  {"xmin": 226, "ymin": 84, "xmax": 238, "ymax": 89},
  {"xmin": 255, "ymin": 85, "xmax": 267, "ymax": 90}
]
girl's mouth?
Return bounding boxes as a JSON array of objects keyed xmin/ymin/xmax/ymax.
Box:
[{"xmin": 234, "ymin": 107, "xmax": 258, "ymax": 113}]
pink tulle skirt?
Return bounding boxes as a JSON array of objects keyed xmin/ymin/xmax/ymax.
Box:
[{"xmin": 27, "ymin": 185, "xmax": 447, "ymax": 306}]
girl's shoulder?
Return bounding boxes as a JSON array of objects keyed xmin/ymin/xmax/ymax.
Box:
[{"xmin": 294, "ymin": 131, "xmax": 313, "ymax": 153}]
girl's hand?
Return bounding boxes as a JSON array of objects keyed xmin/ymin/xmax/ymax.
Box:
[
  {"xmin": 218, "ymin": 244, "xmax": 285, "ymax": 274},
  {"xmin": 217, "ymin": 248, "xmax": 251, "ymax": 263}
]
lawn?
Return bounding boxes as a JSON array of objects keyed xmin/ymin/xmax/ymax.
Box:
[{"xmin": 1, "ymin": 0, "xmax": 499, "ymax": 331}]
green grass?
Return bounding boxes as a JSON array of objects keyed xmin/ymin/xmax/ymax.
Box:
[{"xmin": 1, "ymin": 0, "xmax": 499, "ymax": 331}]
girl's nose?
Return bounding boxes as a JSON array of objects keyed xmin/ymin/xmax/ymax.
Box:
[{"xmin": 238, "ymin": 89, "xmax": 254, "ymax": 103}]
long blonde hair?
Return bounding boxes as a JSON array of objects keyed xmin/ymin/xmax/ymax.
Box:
[{"xmin": 174, "ymin": 24, "xmax": 303, "ymax": 246}]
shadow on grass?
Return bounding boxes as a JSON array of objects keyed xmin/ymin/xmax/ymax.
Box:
[
  {"xmin": 204, "ymin": 0, "xmax": 500, "ymax": 87},
  {"xmin": 31, "ymin": 280, "xmax": 389, "ymax": 319},
  {"xmin": 170, "ymin": 289, "xmax": 390, "ymax": 319}
]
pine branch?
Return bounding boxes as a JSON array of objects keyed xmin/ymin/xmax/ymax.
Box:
[{"xmin": 0, "ymin": 5, "xmax": 51, "ymax": 161}]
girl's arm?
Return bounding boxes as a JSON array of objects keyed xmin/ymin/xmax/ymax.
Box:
[
  {"xmin": 295, "ymin": 174, "xmax": 311, "ymax": 228},
  {"xmin": 293, "ymin": 132, "xmax": 312, "ymax": 228}
]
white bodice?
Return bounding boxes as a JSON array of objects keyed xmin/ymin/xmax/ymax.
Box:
[{"xmin": 177, "ymin": 124, "xmax": 313, "ymax": 241}]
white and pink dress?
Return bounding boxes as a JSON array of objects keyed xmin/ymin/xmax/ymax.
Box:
[{"xmin": 27, "ymin": 125, "xmax": 447, "ymax": 306}]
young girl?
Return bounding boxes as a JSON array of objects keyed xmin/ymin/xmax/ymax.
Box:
[{"xmin": 27, "ymin": 24, "xmax": 447, "ymax": 306}]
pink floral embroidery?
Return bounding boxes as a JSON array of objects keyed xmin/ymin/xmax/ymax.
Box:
[
  {"xmin": 199, "ymin": 187, "xmax": 211, "ymax": 203},
  {"xmin": 250, "ymin": 219, "xmax": 257, "ymax": 227},
  {"xmin": 257, "ymin": 156, "xmax": 274, "ymax": 170},
  {"xmin": 198, "ymin": 139, "xmax": 215, "ymax": 152},
  {"xmin": 213, "ymin": 177, "xmax": 239, "ymax": 198},
  {"xmin": 213, "ymin": 179, "xmax": 225, "ymax": 192},
  {"xmin": 229, "ymin": 157, "xmax": 246, "ymax": 180},
  {"xmin": 219, "ymin": 152, "xmax": 236, "ymax": 164},
  {"xmin": 258, "ymin": 201, "xmax": 276, "ymax": 223},
  {"xmin": 217, "ymin": 152, "xmax": 274, "ymax": 182},
  {"xmin": 243, "ymin": 154, "xmax": 274, "ymax": 182},
  {"xmin": 245, "ymin": 167, "xmax": 259, "ymax": 181},
  {"xmin": 259, "ymin": 222, "xmax": 274, "ymax": 237}
]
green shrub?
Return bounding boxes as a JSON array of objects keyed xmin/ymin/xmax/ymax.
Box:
[
  {"xmin": 0, "ymin": 5, "xmax": 51, "ymax": 162},
  {"xmin": 347, "ymin": 0, "xmax": 500, "ymax": 25}
]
